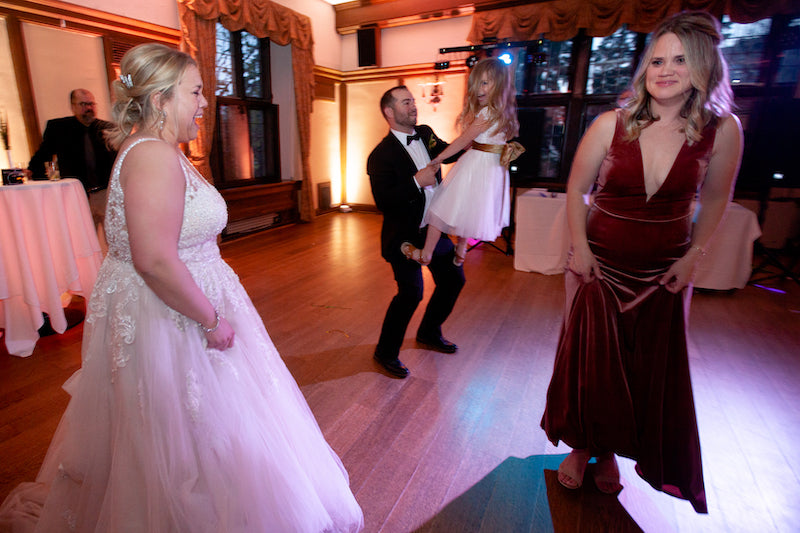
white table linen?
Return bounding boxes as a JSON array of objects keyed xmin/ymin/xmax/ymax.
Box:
[
  {"xmin": 0, "ymin": 179, "xmax": 102, "ymax": 356},
  {"xmin": 513, "ymin": 190, "xmax": 570, "ymax": 275},
  {"xmin": 513, "ymin": 190, "xmax": 762, "ymax": 291},
  {"xmin": 694, "ymin": 202, "xmax": 763, "ymax": 290}
]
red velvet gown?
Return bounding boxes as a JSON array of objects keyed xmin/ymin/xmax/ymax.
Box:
[{"xmin": 541, "ymin": 111, "xmax": 715, "ymax": 513}]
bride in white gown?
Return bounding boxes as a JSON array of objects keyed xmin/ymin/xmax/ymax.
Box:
[{"xmin": 0, "ymin": 43, "xmax": 363, "ymax": 533}]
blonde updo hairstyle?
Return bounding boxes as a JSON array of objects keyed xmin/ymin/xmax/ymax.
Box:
[
  {"xmin": 619, "ymin": 10, "xmax": 733, "ymax": 145},
  {"xmin": 106, "ymin": 43, "xmax": 197, "ymax": 149}
]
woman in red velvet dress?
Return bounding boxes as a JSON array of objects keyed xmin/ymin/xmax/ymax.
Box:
[{"xmin": 540, "ymin": 11, "xmax": 743, "ymax": 513}]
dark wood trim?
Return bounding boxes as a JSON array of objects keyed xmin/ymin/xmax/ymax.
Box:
[
  {"xmin": 102, "ymin": 35, "xmax": 116, "ymax": 92},
  {"xmin": 334, "ymin": 0, "xmax": 473, "ymax": 34},
  {"xmin": 4, "ymin": 14, "xmax": 39, "ymax": 153},
  {"xmin": 219, "ymin": 181, "xmax": 301, "ymax": 237},
  {"xmin": 333, "ymin": 0, "xmax": 551, "ymax": 34},
  {"xmin": 0, "ymin": 0, "xmax": 181, "ymax": 44},
  {"xmin": 561, "ymin": 30, "xmax": 591, "ymax": 181},
  {"xmin": 313, "ymin": 66, "xmax": 344, "ymax": 84},
  {"xmin": 339, "ymin": 81, "xmax": 347, "ymax": 206},
  {"xmin": 314, "ymin": 77, "xmax": 336, "ymax": 101},
  {"xmin": 313, "ymin": 63, "xmax": 469, "ymax": 85},
  {"xmin": 220, "ymin": 181, "xmax": 300, "ymax": 216}
]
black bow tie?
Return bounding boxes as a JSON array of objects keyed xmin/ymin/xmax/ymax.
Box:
[{"xmin": 406, "ymin": 132, "xmax": 421, "ymax": 145}]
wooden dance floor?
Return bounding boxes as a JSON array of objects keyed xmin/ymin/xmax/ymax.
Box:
[{"xmin": 1, "ymin": 211, "xmax": 798, "ymax": 532}]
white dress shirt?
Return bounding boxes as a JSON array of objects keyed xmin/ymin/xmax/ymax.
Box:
[{"xmin": 391, "ymin": 128, "xmax": 436, "ymax": 222}]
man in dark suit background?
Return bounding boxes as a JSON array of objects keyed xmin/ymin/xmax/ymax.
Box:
[
  {"xmin": 28, "ymin": 88, "xmax": 116, "ymax": 229},
  {"xmin": 367, "ymin": 85, "xmax": 466, "ymax": 378}
]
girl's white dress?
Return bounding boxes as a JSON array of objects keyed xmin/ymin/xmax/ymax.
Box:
[
  {"xmin": 0, "ymin": 138, "xmax": 364, "ymax": 533},
  {"xmin": 423, "ymin": 106, "xmax": 510, "ymax": 241}
]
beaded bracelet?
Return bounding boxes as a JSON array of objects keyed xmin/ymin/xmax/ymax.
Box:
[
  {"xmin": 200, "ymin": 310, "xmax": 220, "ymax": 333},
  {"xmin": 690, "ymin": 244, "xmax": 707, "ymax": 256}
]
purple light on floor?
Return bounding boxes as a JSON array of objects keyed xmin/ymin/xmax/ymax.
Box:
[{"xmin": 752, "ymin": 284, "xmax": 787, "ymax": 295}]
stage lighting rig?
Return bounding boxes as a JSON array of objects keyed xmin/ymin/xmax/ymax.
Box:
[{"xmin": 438, "ymin": 39, "xmax": 546, "ymax": 68}]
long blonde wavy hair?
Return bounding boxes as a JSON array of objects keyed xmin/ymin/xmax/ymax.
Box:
[
  {"xmin": 106, "ymin": 43, "xmax": 196, "ymax": 149},
  {"xmin": 458, "ymin": 58, "xmax": 519, "ymax": 140},
  {"xmin": 619, "ymin": 10, "xmax": 733, "ymax": 145}
]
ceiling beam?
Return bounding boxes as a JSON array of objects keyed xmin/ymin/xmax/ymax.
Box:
[{"xmin": 333, "ymin": 0, "xmax": 544, "ymax": 34}]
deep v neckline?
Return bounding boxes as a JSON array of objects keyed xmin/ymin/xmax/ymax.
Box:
[{"xmin": 636, "ymin": 136, "xmax": 687, "ymax": 203}]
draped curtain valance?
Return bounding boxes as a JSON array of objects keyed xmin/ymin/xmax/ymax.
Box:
[
  {"xmin": 178, "ymin": 0, "xmax": 315, "ymax": 221},
  {"xmin": 468, "ymin": 0, "xmax": 800, "ymax": 43}
]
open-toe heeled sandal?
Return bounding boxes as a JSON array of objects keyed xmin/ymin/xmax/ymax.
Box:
[
  {"xmin": 558, "ymin": 450, "xmax": 590, "ymax": 490},
  {"xmin": 593, "ymin": 454, "xmax": 623, "ymax": 494},
  {"xmin": 400, "ymin": 242, "xmax": 430, "ymax": 265}
]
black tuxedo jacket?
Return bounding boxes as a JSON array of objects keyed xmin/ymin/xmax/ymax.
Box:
[
  {"xmin": 367, "ymin": 125, "xmax": 455, "ymax": 261},
  {"xmin": 28, "ymin": 116, "xmax": 116, "ymax": 192}
]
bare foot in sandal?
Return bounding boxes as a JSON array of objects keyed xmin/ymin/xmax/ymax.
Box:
[
  {"xmin": 558, "ymin": 449, "xmax": 591, "ymax": 490},
  {"xmin": 453, "ymin": 238, "xmax": 467, "ymax": 267},
  {"xmin": 400, "ymin": 242, "xmax": 430, "ymax": 265},
  {"xmin": 594, "ymin": 453, "xmax": 623, "ymax": 494}
]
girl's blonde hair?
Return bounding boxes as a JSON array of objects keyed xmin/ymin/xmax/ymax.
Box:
[
  {"xmin": 458, "ymin": 58, "xmax": 519, "ymax": 139},
  {"xmin": 106, "ymin": 43, "xmax": 197, "ymax": 148},
  {"xmin": 619, "ymin": 10, "xmax": 733, "ymax": 144}
]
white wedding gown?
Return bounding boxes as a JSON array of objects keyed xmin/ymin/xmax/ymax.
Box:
[{"xmin": 0, "ymin": 138, "xmax": 364, "ymax": 532}]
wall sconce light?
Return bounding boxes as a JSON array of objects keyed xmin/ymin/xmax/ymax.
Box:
[
  {"xmin": 434, "ymin": 61, "xmax": 450, "ymax": 70},
  {"xmin": 466, "ymin": 55, "xmax": 479, "ymax": 68},
  {"xmin": 419, "ymin": 76, "xmax": 446, "ymax": 111}
]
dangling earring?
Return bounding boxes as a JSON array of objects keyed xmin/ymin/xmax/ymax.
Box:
[{"xmin": 158, "ymin": 110, "xmax": 167, "ymax": 132}]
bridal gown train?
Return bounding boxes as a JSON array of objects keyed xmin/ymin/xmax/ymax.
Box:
[{"xmin": 0, "ymin": 138, "xmax": 364, "ymax": 532}]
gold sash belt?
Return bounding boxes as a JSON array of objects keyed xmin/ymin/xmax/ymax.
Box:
[{"xmin": 470, "ymin": 140, "xmax": 526, "ymax": 168}]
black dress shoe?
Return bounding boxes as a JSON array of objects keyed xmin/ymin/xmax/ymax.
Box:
[
  {"xmin": 373, "ymin": 354, "xmax": 410, "ymax": 378},
  {"xmin": 415, "ymin": 334, "xmax": 458, "ymax": 353}
]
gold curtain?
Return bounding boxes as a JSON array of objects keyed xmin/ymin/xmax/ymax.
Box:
[
  {"xmin": 468, "ymin": 0, "xmax": 800, "ymax": 42},
  {"xmin": 178, "ymin": 0, "xmax": 315, "ymax": 221}
]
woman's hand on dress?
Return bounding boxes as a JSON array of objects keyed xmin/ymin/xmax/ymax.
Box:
[
  {"xmin": 569, "ymin": 245, "xmax": 603, "ymax": 283},
  {"xmin": 660, "ymin": 252, "xmax": 699, "ymax": 293},
  {"xmin": 204, "ymin": 317, "xmax": 235, "ymax": 351}
]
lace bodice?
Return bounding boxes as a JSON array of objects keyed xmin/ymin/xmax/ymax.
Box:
[
  {"xmin": 104, "ymin": 137, "xmax": 228, "ymax": 264},
  {"xmin": 89, "ymin": 137, "xmax": 238, "ymax": 372},
  {"xmin": 474, "ymin": 106, "xmax": 508, "ymax": 145}
]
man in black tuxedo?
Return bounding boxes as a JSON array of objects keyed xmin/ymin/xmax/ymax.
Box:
[
  {"xmin": 28, "ymin": 89, "xmax": 116, "ymax": 227},
  {"xmin": 367, "ymin": 85, "xmax": 466, "ymax": 378}
]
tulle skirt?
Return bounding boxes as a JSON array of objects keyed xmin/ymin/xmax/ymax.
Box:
[
  {"xmin": 0, "ymin": 253, "xmax": 364, "ymax": 532},
  {"xmin": 424, "ymin": 149, "xmax": 510, "ymax": 242}
]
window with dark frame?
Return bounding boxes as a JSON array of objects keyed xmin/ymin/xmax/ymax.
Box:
[
  {"xmin": 721, "ymin": 16, "xmax": 772, "ymax": 86},
  {"xmin": 509, "ymin": 14, "xmax": 799, "ymax": 191},
  {"xmin": 212, "ymin": 23, "xmax": 280, "ymax": 188}
]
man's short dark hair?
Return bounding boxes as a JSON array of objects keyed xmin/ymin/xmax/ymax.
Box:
[{"xmin": 380, "ymin": 85, "xmax": 407, "ymax": 118}]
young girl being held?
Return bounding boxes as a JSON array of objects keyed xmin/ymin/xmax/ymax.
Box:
[{"xmin": 402, "ymin": 57, "xmax": 521, "ymax": 266}]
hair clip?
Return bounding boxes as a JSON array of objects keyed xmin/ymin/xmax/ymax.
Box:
[{"xmin": 120, "ymin": 73, "xmax": 134, "ymax": 89}]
